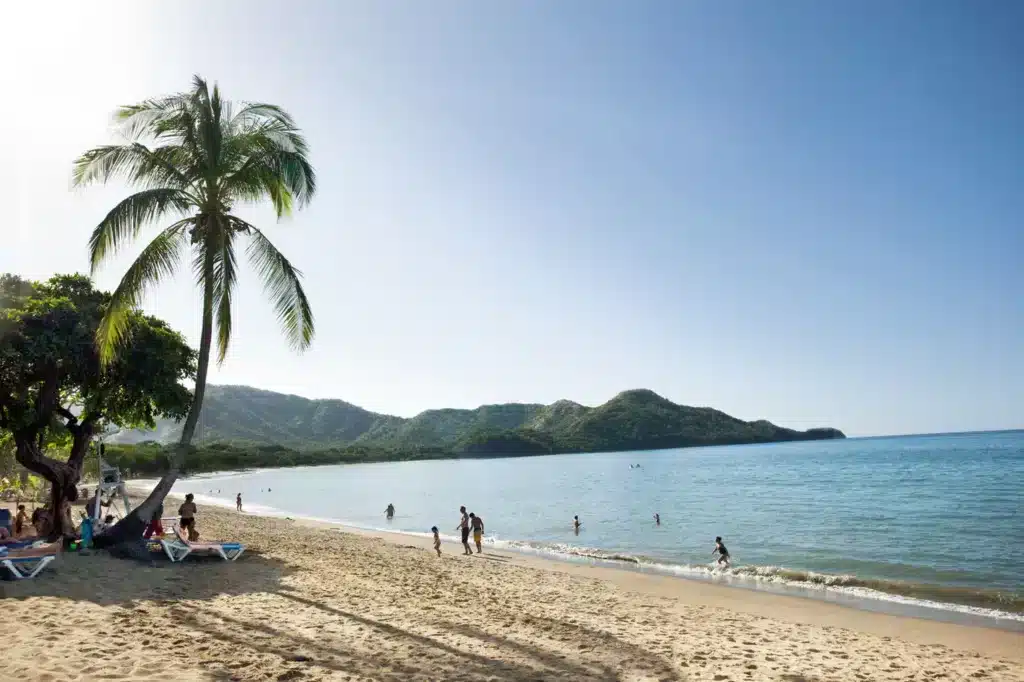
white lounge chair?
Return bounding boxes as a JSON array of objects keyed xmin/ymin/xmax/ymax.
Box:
[
  {"xmin": 159, "ymin": 525, "xmax": 245, "ymax": 562},
  {"xmin": 0, "ymin": 543, "xmax": 59, "ymax": 580}
]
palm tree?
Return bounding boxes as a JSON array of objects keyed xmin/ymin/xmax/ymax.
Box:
[{"xmin": 73, "ymin": 76, "xmax": 316, "ymax": 541}]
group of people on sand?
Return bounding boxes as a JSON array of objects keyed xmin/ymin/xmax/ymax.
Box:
[
  {"xmin": 423, "ymin": 505, "xmax": 485, "ymax": 558},
  {"xmin": 138, "ymin": 492, "xmax": 198, "ymax": 542},
  {"xmin": 1, "ymin": 488, "xmax": 119, "ymax": 543},
  {"xmin": 381, "ymin": 503, "xmax": 732, "ymax": 567},
  {"xmin": 0, "ymin": 504, "xmax": 49, "ymax": 541}
]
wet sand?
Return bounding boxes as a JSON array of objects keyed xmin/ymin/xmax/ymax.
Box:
[{"xmin": 1, "ymin": 502, "xmax": 1021, "ymax": 681}]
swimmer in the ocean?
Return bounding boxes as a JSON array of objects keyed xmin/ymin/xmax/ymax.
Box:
[{"xmin": 712, "ymin": 536, "xmax": 731, "ymax": 567}]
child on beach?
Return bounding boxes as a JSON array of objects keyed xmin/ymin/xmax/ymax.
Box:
[
  {"xmin": 431, "ymin": 526, "xmax": 441, "ymax": 557},
  {"xmin": 14, "ymin": 505, "xmax": 27, "ymax": 536},
  {"xmin": 712, "ymin": 536, "xmax": 731, "ymax": 567}
]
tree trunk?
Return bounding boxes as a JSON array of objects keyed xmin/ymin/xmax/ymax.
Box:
[
  {"xmin": 97, "ymin": 245, "xmax": 216, "ymax": 549},
  {"xmin": 13, "ymin": 435, "xmax": 89, "ymax": 542}
]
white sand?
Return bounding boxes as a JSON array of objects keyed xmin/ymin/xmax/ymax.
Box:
[{"xmin": 2, "ymin": 503, "xmax": 1021, "ymax": 681}]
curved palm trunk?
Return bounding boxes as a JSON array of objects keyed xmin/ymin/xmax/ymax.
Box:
[{"xmin": 96, "ymin": 250, "xmax": 215, "ymax": 551}]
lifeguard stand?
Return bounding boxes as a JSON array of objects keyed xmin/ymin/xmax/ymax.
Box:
[{"xmin": 89, "ymin": 442, "xmax": 132, "ymax": 522}]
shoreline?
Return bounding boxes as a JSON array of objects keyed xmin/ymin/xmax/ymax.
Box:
[
  {"xmin": 4, "ymin": 499, "xmax": 1022, "ymax": 680},
  {"xmin": 139, "ymin": 485, "xmax": 1023, "ymax": 636}
]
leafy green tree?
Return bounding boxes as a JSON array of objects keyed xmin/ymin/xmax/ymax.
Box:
[
  {"xmin": 0, "ymin": 274, "xmax": 194, "ymax": 539},
  {"xmin": 72, "ymin": 76, "xmax": 316, "ymax": 539}
]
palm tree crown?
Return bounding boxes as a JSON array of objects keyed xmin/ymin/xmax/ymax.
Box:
[{"xmin": 73, "ymin": 75, "xmax": 316, "ymax": 367}]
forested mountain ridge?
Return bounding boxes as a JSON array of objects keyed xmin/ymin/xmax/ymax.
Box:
[{"xmin": 109, "ymin": 384, "xmax": 844, "ymax": 453}]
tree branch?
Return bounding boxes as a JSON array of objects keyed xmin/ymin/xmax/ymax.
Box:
[
  {"xmin": 56, "ymin": 405, "xmax": 78, "ymax": 425},
  {"xmin": 54, "ymin": 405, "xmax": 94, "ymax": 437},
  {"xmin": 33, "ymin": 368, "xmax": 60, "ymax": 431}
]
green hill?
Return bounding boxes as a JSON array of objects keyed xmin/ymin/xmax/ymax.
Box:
[{"xmin": 110, "ymin": 385, "xmax": 844, "ymax": 455}]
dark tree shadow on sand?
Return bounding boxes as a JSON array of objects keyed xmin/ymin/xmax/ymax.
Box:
[
  {"xmin": 3, "ymin": 551, "xmax": 688, "ymax": 681},
  {"xmin": 0, "ymin": 549, "xmax": 296, "ymax": 605},
  {"xmin": 210, "ymin": 589, "xmax": 685, "ymax": 682}
]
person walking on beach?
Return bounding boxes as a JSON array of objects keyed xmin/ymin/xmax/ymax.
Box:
[
  {"xmin": 469, "ymin": 512, "xmax": 485, "ymax": 553},
  {"xmin": 179, "ymin": 493, "xmax": 199, "ymax": 541},
  {"xmin": 712, "ymin": 536, "xmax": 731, "ymax": 567},
  {"xmin": 456, "ymin": 506, "xmax": 472, "ymax": 555},
  {"xmin": 236, "ymin": 493, "xmax": 243, "ymax": 512},
  {"xmin": 385, "ymin": 503, "xmax": 395, "ymax": 520},
  {"xmin": 431, "ymin": 526, "xmax": 442, "ymax": 557}
]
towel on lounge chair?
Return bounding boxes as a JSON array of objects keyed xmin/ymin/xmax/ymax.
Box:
[{"xmin": 0, "ymin": 542, "xmax": 59, "ymax": 580}]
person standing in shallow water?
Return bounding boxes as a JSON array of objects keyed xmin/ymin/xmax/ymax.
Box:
[
  {"xmin": 654, "ymin": 513, "xmax": 660, "ymax": 526},
  {"xmin": 712, "ymin": 536, "xmax": 731, "ymax": 567},
  {"xmin": 385, "ymin": 503, "xmax": 395, "ymax": 520},
  {"xmin": 456, "ymin": 506, "xmax": 472, "ymax": 555},
  {"xmin": 573, "ymin": 515, "xmax": 581, "ymax": 535}
]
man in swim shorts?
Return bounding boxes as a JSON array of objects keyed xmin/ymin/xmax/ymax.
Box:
[
  {"xmin": 456, "ymin": 506, "xmax": 472, "ymax": 555},
  {"xmin": 469, "ymin": 512, "xmax": 484, "ymax": 553}
]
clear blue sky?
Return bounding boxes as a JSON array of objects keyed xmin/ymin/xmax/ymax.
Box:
[{"xmin": 2, "ymin": 1, "xmax": 1021, "ymax": 436}]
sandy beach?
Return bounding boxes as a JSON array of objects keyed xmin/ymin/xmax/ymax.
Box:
[{"xmin": 2, "ymin": 502, "xmax": 1021, "ymax": 682}]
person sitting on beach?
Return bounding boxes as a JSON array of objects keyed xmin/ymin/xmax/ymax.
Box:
[
  {"xmin": 14, "ymin": 505, "xmax": 28, "ymax": 537},
  {"xmin": 385, "ymin": 503, "xmax": 395, "ymax": 520},
  {"xmin": 469, "ymin": 513, "xmax": 484, "ymax": 554},
  {"xmin": 456, "ymin": 506, "xmax": 472, "ymax": 556},
  {"xmin": 143, "ymin": 503, "xmax": 164, "ymax": 539},
  {"xmin": 236, "ymin": 493, "xmax": 243, "ymax": 512},
  {"xmin": 712, "ymin": 536, "xmax": 731, "ymax": 567},
  {"xmin": 179, "ymin": 494, "xmax": 199, "ymax": 541},
  {"xmin": 84, "ymin": 488, "xmax": 111, "ymax": 517},
  {"xmin": 431, "ymin": 526, "xmax": 441, "ymax": 557},
  {"xmin": 31, "ymin": 506, "xmax": 50, "ymax": 537}
]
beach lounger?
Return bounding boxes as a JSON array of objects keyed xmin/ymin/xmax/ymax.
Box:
[
  {"xmin": 159, "ymin": 526, "xmax": 245, "ymax": 562},
  {"xmin": 0, "ymin": 543, "xmax": 59, "ymax": 580}
]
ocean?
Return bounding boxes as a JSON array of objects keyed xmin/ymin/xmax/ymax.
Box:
[{"xmin": 149, "ymin": 430, "xmax": 1024, "ymax": 629}]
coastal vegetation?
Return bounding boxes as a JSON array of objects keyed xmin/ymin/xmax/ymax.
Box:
[
  {"xmin": 0, "ymin": 274, "xmax": 194, "ymax": 538},
  {"xmin": 104, "ymin": 385, "xmax": 845, "ymax": 476},
  {"xmin": 72, "ymin": 75, "xmax": 316, "ymax": 543}
]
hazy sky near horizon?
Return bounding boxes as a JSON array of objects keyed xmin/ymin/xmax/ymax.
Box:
[{"xmin": 2, "ymin": 2, "xmax": 1021, "ymax": 437}]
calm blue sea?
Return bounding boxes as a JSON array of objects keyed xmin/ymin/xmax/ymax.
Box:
[{"xmin": 153, "ymin": 431, "xmax": 1024, "ymax": 626}]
